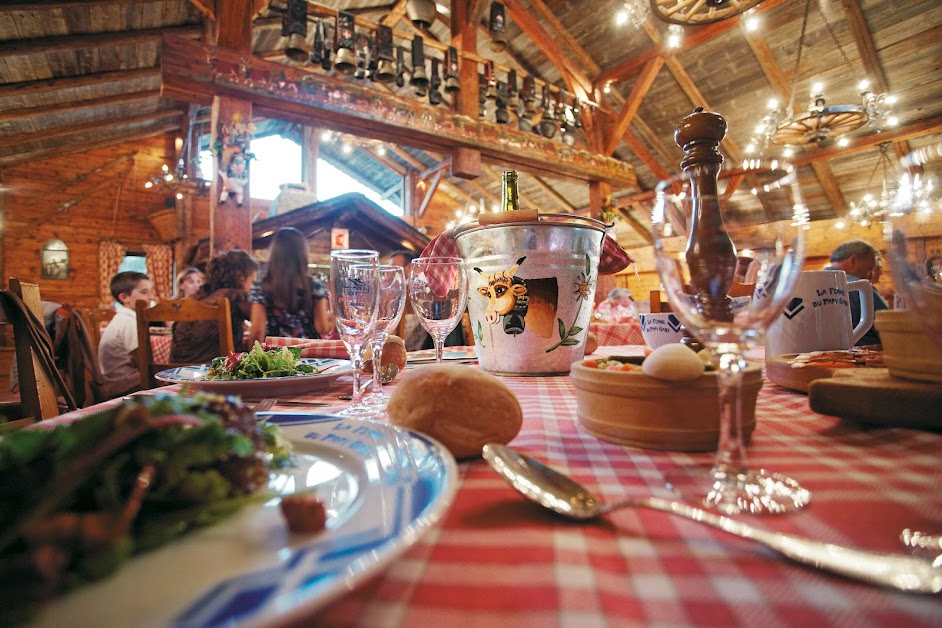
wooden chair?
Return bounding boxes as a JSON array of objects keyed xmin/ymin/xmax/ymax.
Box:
[
  {"xmin": 135, "ymin": 298, "xmax": 234, "ymax": 389},
  {"xmin": 0, "ymin": 279, "xmax": 75, "ymax": 430},
  {"xmin": 85, "ymin": 306, "xmax": 116, "ymax": 353}
]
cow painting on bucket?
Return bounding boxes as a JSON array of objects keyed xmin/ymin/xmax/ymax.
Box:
[{"xmin": 474, "ymin": 256, "xmax": 559, "ymax": 338}]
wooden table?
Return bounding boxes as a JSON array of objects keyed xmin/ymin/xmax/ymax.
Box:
[{"xmin": 47, "ymin": 345, "xmax": 942, "ymax": 626}]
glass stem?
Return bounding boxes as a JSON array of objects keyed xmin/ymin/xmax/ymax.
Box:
[
  {"xmin": 350, "ymin": 344, "xmax": 366, "ymax": 404},
  {"xmin": 712, "ymin": 351, "xmax": 748, "ymax": 473},
  {"xmin": 370, "ymin": 331, "xmax": 388, "ymax": 394},
  {"xmin": 434, "ymin": 336, "xmax": 445, "ymax": 363}
]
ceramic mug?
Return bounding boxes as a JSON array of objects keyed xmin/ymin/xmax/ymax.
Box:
[
  {"xmin": 639, "ymin": 312, "xmax": 685, "ymax": 349},
  {"xmin": 766, "ymin": 270, "xmax": 875, "ymax": 357}
]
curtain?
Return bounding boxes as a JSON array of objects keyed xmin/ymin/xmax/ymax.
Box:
[
  {"xmin": 143, "ymin": 243, "xmax": 173, "ymax": 300},
  {"xmin": 98, "ymin": 240, "xmax": 126, "ymax": 307}
]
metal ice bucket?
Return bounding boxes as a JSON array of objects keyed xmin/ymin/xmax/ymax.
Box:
[{"xmin": 455, "ymin": 213, "xmax": 608, "ymax": 375}]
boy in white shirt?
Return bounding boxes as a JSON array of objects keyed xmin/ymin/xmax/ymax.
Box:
[{"xmin": 98, "ymin": 271, "xmax": 154, "ymax": 398}]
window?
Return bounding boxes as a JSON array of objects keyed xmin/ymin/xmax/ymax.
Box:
[{"xmin": 199, "ymin": 135, "xmax": 403, "ymax": 216}]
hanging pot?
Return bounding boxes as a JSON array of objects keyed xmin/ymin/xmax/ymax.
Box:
[{"xmin": 407, "ymin": 0, "xmax": 438, "ymax": 29}]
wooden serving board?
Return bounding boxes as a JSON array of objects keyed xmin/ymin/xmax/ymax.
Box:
[
  {"xmin": 765, "ymin": 355, "xmax": 840, "ymax": 393},
  {"xmin": 808, "ymin": 369, "xmax": 942, "ymax": 429}
]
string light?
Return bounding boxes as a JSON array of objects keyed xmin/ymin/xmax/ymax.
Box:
[{"xmin": 666, "ymin": 24, "xmax": 683, "ymax": 49}]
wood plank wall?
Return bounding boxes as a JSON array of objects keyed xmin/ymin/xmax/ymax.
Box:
[{"xmin": 0, "ymin": 135, "xmax": 181, "ymax": 331}]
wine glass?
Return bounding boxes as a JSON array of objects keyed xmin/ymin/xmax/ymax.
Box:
[
  {"xmin": 886, "ymin": 142, "xmax": 942, "ymax": 346},
  {"xmin": 330, "ymin": 249, "xmax": 380, "ymax": 418},
  {"xmin": 409, "ymin": 257, "xmax": 468, "ymax": 363},
  {"xmin": 652, "ymin": 157, "xmax": 810, "ymax": 515},
  {"xmin": 363, "ymin": 264, "xmax": 407, "ymax": 409}
]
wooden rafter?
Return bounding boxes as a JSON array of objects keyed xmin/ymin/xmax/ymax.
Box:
[
  {"xmin": 632, "ymin": 116, "xmax": 677, "ymax": 171},
  {"xmin": 502, "ymin": 0, "xmax": 592, "ymax": 97},
  {"xmin": 810, "ymin": 162, "xmax": 849, "ymax": 218},
  {"xmin": 789, "ymin": 114, "xmax": 942, "ymax": 166},
  {"xmin": 0, "ymin": 90, "xmax": 160, "ymax": 124},
  {"xmin": 620, "ymin": 128, "xmax": 672, "ymax": 181},
  {"xmin": 418, "ymin": 158, "xmax": 452, "ymax": 181},
  {"xmin": 5, "ymin": 110, "xmax": 182, "ymax": 148},
  {"xmin": 381, "ymin": 0, "xmax": 408, "ymax": 26},
  {"xmin": 595, "ymin": 0, "xmax": 789, "ymax": 88},
  {"xmin": 0, "ymin": 67, "xmax": 160, "ymax": 99},
  {"xmin": 839, "ymin": 0, "xmax": 911, "ymax": 160},
  {"xmin": 605, "ymin": 56, "xmax": 664, "ymax": 155},
  {"xmin": 0, "ymin": 25, "xmax": 200, "ymax": 56},
  {"xmin": 417, "ymin": 169, "xmax": 444, "ymax": 218},
  {"xmin": 363, "ymin": 147, "xmax": 409, "ymax": 177},
  {"xmin": 617, "ymin": 203, "xmax": 654, "ymax": 245},
  {"xmin": 525, "ymin": 0, "xmax": 600, "ymax": 77},
  {"xmin": 531, "ymin": 175, "xmax": 578, "ymax": 212}
]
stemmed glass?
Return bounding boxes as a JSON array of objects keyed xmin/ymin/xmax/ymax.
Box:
[
  {"xmin": 363, "ymin": 264, "xmax": 407, "ymax": 409},
  {"xmin": 330, "ymin": 249, "xmax": 380, "ymax": 418},
  {"xmin": 409, "ymin": 257, "xmax": 468, "ymax": 363},
  {"xmin": 886, "ymin": 142, "xmax": 942, "ymax": 346},
  {"xmin": 651, "ymin": 140, "xmax": 810, "ymax": 513}
]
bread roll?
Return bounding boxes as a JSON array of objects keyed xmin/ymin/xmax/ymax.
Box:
[
  {"xmin": 388, "ymin": 364, "xmax": 522, "ymax": 459},
  {"xmin": 584, "ymin": 331, "xmax": 599, "ymax": 355},
  {"xmin": 363, "ymin": 335, "xmax": 408, "ymax": 375}
]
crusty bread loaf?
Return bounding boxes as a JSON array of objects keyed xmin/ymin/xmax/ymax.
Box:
[
  {"xmin": 584, "ymin": 331, "xmax": 599, "ymax": 356},
  {"xmin": 363, "ymin": 335, "xmax": 408, "ymax": 376},
  {"xmin": 388, "ymin": 364, "xmax": 522, "ymax": 459}
]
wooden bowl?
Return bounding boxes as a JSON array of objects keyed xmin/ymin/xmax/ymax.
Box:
[
  {"xmin": 570, "ymin": 361, "xmax": 763, "ymax": 452},
  {"xmin": 875, "ymin": 310, "xmax": 942, "ymax": 383}
]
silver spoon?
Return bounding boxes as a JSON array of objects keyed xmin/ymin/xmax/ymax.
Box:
[{"xmin": 482, "ymin": 443, "xmax": 942, "ymax": 595}]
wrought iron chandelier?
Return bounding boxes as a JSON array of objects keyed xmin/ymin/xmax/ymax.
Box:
[
  {"xmin": 745, "ymin": 0, "xmax": 898, "ymax": 159},
  {"xmin": 143, "ymin": 109, "xmax": 210, "ymax": 199},
  {"xmin": 836, "ymin": 143, "xmax": 897, "ymax": 229}
]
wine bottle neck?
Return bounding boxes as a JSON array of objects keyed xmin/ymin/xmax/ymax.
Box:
[{"xmin": 501, "ymin": 170, "xmax": 519, "ymax": 212}]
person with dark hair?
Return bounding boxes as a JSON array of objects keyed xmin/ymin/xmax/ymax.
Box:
[
  {"xmin": 99, "ymin": 270, "xmax": 153, "ymax": 398},
  {"xmin": 175, "ymin": 267, "xmax": 204, "ymax": 299},
  {"xmin": 247, "ymin": 227, "xmax": 332, "ymax": 345},
  {"xmin": 171, "ymin": 249, "xmax": 259, "ymax": 363},
  {"xmin": 825, "ymin": 238, "xmax": 888, "ymax": 346}
]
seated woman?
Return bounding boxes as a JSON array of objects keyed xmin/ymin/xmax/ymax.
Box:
[
  {"xmin": 175, "ymin": 267, "xmax": 204, "ymax": 299},
  {"xmin": 247, "ymin": 227, "xmax": 332, "ymax": 345},
  {"xmin": 593, "ymin": 288, "xmax": 638, "ymax": 323},
  {"xmin": 171, "ymin": 249, "xmax": 258, "ymax": 364}
]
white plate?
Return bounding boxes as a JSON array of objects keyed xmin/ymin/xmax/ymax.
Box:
[
  {"xmin": 37, "ymin": 414, "xmax": 458, "ymax": 627},
  {"xmin": 154, "ymin": 358, "xmax": 353, "ymax": 396}
]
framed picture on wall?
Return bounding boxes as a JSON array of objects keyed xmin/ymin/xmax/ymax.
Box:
[{"xmin": 40, "ymin": 238, "xmax": 70, "ymax": 280}]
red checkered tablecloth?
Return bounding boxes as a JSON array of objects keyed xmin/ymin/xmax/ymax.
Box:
[
  {"xmin": 48, "ymin": 346, "xmax": 942, "ymax": 626},
  {"xmin": 590, "ymin": 320, "xmax": 644, "ymax": 346}
]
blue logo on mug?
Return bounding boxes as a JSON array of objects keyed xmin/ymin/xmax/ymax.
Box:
[{"xmin": 783, "ymin": 297, "xmax": 804, "ymax": 320}]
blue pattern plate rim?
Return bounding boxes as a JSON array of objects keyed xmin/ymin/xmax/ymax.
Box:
[{"xmin": 36, "ymin": 413, "xmax": 459, "ymax": 627}]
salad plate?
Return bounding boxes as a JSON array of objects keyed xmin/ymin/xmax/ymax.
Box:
[
  {"xmin": 155, "ymin": 358, "xmax": 353, "ymax": 396},
  {"xmin": 37, "ymin": 413, "xmax": 459, "ymax": 627}
]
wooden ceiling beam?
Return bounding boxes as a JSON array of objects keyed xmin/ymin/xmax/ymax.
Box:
[
  {"xmin": 418, "ymin": 158, "xmax": 453, "ymax": 181},
  {"xmin": 531, "ymin": 175, "xmax": 578, "ymax": 212},
  {"xmin": 164, "ymin": 36, "xmax": 637, "ymax": 186},
  {"xmin": 0, "ymin": 25, "xmax": 201, "ymax": 56},
  {"xmin": 595, "ymin": 0, "xmax": 788, "ymax": 88},
  {"xmin": 632, "ymin": 116, "xmax": 677, "ymax": 171},
  {"xmin": 0, "ymin": 119, "xmax": 180, "ymax": 167},
  {"xmin": 789, "ymin": 114, "xmax": 942, "ymax": 166},
  {"xmin": 811, "ymin": 161, "xmax": 849, "ymax": 218},
  {"xmin": 5, "ymin": 110, "xmax": 182, "ymax": 147},
  {"xmin": 363, "ymin": 147, "xmax": 409, "ymax": 177},
  {"xmin": 620, "ymin": 128, "xmax": 672, "ymax": 181},
  {"xmin": 381, "ymin": 0, "xmax": 409, "ymax": 26},
  {"xmin": 502, "ymin": 0, "xmax": 592, "ymax": 97},
  {"xmin": 0, "ymin": 67, "xmax": 160, "ymax": 99},
  {"xmin": 0, "ymin": 90, "xmax": 160, "ymax": 124},
  {"xmin": 525, "ymin": 0, "xmax": 600, "ymax": 78},
  {"xmin": 605, "ymin": 56, "xmax": 664, "ymax": 155},
  {"xmin": 0, "ymin": 0, "xmax": 146, "ymax": 8},
  {"xmin": 839, "ymin": 0, "xmax": 911, "ymax": 160},
  {"xmin": 618, "ymin": 203, "xmax": 654, "ymax": 245},
  {"xmin": 417, "ymin": 168, "xmax": 444, "ymax": 218}
]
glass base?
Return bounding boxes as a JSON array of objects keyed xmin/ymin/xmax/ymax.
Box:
[
  {"xmin": 665, "ymin": 465, "xmax": 811, "ymax": 515},
  {"xmin": 336, "ymin": 402, "xmax": 384, "ymax": 420},
  {"xmin": 362, "ymin": 390, "xmax": 390, "ymax": 410}
]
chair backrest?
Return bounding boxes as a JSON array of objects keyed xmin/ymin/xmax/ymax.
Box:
[
  {"xmin": 85, "ymin": 306, "xmax": 116, "ymax": 353},
  {"xmin": 135, "ymin": 298, "xmax": 234, "ymax": 389},
  {"xmin": 1, "ymin": 279, "xmax": 74, "ymax": 429}
]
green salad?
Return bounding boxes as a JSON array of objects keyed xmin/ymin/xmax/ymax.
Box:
[
  {"xmin": 206, "ymin": 341, "xmax": 320, "ymax": 380},
  {"xmin": 0, "ymin": 393, "xmax": 293, "ymax": 624}
]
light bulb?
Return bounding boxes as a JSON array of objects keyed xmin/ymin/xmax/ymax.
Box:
[
  {"xmin": 811, "ymin": 82, "xmax": 824, "ymax": 95},
  {"xmin": 887, "ymin": 115, "xmax": 899, "ymax": 126},
  {"xmin": 144, "ymin": 181, "xmax": 153, "ymax": 189},
  {"xmin": 858, "ymin": 79, "xmax": 870, "ymax": 91},
  {"xmin": 615, "ymin": 9, "xmax": 628, "ymax": 25},
  {"xmin": 603, "ymin": 83, "xmax": 611, "ymax": 94},
  {"xmin": 783, "ymin": 148, "xmax": 794, "ymax": 159},
  {"xmin": 744, "ymin": 14, "xmax": 760, "ymax": 32},
  {"xmin": 667, "ymin": 25, "xmax": 683, "ymax": 49},
  {"xmin": 837, "ymin": 137, "xmax": 850, "ymax": 147},
  {"xmin": 886, "ymin": 94, "xmax": 898, "ymax": 105},
  {"xmin": 376, "ymin": 145, "xmax": 387, "ymax": 156},
  {"xmin": 767, "ymin": 98, "xmax": 778, "ymax": 110}
]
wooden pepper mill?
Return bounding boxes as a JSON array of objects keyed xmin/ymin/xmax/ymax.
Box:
[{"xmin": 675, "ymin": 106, "xmax": 737, "ymax": 325}]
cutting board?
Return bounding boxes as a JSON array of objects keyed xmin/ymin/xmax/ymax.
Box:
[
  {"xmin": 766, "ymin": 354, "xmax": 882, "ymax": 393},
  {"xmin": 808, "ymin": 368, "xmax": 942, "ymax": 429}
]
